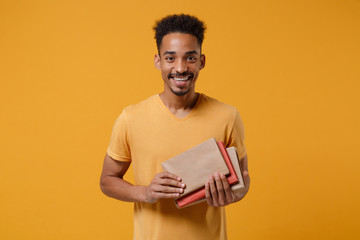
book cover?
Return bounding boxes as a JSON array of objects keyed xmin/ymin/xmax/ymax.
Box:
[
  {"xmin": 175, "ymin": 141, "xmax": 239, "ymax": 208},
  {"xmin": 161, "ymin": 138, "xmax": 230, "ymax": 196},
  {"xmin": 226, "ymin": 147, "xmax": 245, "ymax": 192}
]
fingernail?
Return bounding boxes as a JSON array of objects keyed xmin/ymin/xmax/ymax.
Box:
[
  {"xmin": 181, "ymin": 183, "xmax": 185, "ymax": 188},
  {"xmin": 177, "ymin": 177, "xmax": 181, "ymax": 181},
  {"xmin": 215, "ymin": 172, "xmax": 219, "ymax": 179},
  {"xmin": 220, "ymin": 173, "xmax": 225, "ymax": 178},
  {"xmin": 179, "ymin": 188, "xmax": 183, "ymax": 193}
]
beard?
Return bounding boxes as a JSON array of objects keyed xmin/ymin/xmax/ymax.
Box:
[
  {"xmin": 170, "ymin": 87, "xmax": 191, "ymax": 96},
  {"xmin": 168, "ymin": 72, "xmax": 194, "ymax": 96}
]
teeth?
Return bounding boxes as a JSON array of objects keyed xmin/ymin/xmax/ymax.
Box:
[{"xmin": 173, "ymin": 76, "xmax": 189, "ymax": 81}]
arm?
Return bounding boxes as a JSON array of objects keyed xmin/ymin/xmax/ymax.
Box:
[
  {"xmin": 100, "ymin": 153, "xmax": 185, "ymax": 203},
  {"xmin": 205, "ymin": 155, "xmax": 250, "ymax": 207}
]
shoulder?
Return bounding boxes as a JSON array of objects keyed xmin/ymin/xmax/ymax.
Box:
[
  {"xmin": 112, "ymin": 95, "xmax": 158, "ymax": 127},
  {"xmin": 200, "ymin": 94, "xmax": 236, "ymax": 109},
  {"xmin": 121, "ymin": 95, "xmax": 158, "ymax": 116},
  {"xmin": 198, "ymin": 93, "xmax": 237, "ymax": 119}
]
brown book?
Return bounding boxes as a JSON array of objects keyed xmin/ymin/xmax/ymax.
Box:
[
  {"xmin": 161, "ymin": 138, "xmax": 230, "ymax": 196},
  {"xmin": 175, "ymin": 141, "xmax": 239, "ymax": 208},
  {"xmin": 177, "ymin": 146, "xmax": 245, "ymax": 208},
  {"xmin": 226, "ymin": 147, "xmax": 245, "ymax": 193}
]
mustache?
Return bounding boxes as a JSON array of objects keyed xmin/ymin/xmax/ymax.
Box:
[{"xmin": 168, "ymin": 72, "xmax": 194, "ymax": 79}]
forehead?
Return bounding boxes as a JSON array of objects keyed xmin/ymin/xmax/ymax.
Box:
[{"xmin": 159, "ymin": 33, "xmax": 200, "ymax": 54}]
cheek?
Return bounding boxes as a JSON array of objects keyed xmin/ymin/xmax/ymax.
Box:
[
  {"xmin": 161, "ymin": 71, "xmax": 169, "ymax": 79},
  {"xmin": 189, "ymin": 64, "xmax": 201, "ymax": 72}
]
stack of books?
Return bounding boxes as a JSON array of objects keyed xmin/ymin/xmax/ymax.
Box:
[{"xmin": 161, "ymin": 138, "xmax": 245, "ymax": 208}]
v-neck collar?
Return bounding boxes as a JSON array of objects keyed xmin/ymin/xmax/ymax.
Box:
[{"xmin": 155, "ymin": 93, "xmax": 203, "ymax": 121}]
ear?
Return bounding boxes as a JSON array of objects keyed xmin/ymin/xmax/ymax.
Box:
[
  {"xmin": 200, "ymin": 54, "xmax": 206, "ymax": 70},
  {"xmin": 154, "ymin": 54, "xmax": 161, "ymax": 70}
]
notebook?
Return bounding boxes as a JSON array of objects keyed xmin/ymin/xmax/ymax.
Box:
[{"xmin": 161, "ymin": 138, "xmax": 230, "ymax": 196}]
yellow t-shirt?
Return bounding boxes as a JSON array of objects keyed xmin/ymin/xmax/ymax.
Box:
[{"xmin": 107, "ymin": 93, "xmax": 247, "ymax": 240}]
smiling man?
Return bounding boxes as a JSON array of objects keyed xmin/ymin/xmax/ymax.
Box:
[
  {"xmin": 100, "ymin": 14, "xmax": 250, "ymax": 240},
  {"xmin": 155, "ymin": 33, "xmax": 202, "ymax": 97}
]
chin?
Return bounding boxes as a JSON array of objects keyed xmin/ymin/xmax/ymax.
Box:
[{"xmin": 170, "ymin": 88, "xmax": 191, "ymax": 96}]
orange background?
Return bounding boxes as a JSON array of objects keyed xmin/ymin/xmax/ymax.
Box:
[{"xmin": 1, "ymin": 0, "xmax": 359, "ymax": 239}]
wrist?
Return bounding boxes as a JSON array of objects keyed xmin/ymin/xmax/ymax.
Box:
[
  {"xmin": 130, "ymin": 185, "xmax": 149, "ymax": 203},
  {"xmin": 139, "ymin": 185, "xmax": 150, "ymax": 203}
]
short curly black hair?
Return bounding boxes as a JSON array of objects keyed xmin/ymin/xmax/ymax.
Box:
[{"xmin": 153, "ymin": 14, "xmax": 206, "ymax": 53}]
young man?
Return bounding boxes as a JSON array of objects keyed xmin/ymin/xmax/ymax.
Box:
[{"xmin": 100, "ymin": 14, "xmax": 250, "ymax": 240}]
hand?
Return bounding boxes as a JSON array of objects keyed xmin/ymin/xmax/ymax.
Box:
[
  {"xmin": 205, "ymin": 172, "xmax": 234, "ymax": 207},
  {"xmin": 144, "ymin": 171, "xmax": 185, "ymax": 203}
]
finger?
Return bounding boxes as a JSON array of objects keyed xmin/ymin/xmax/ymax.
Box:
[
  {"xmin": 220, "ymin": 173, "xmax": 233, "ymax": 203},
  {"xmin": 146, "ymin": 186, "xmax": 181, "ymax": 203},
  {"xmin": 205, "ymin": 182, "xmax": 213, "ymax": 206},
  {"xmin": 155, "ymin": 171, "xmax": 182, "ymax": 181},
  {"xmin": 152, "ymin": 184, "xmax": 185, "ymax": 194},
  {"xmin": 214, "ymin": 172, "xmax": 226, "ymax": 206},
  {"xmin": 150, "ymin": 180, "xmax": 184, "ymax": 193},
  {"xmin": 153, "ymin": 178, "xmax": 185, "ymax": 188},
  {"xmin": 152, "ymin": 192, "xmax": 181, "ymax": 200},
  {"xmin": 209, "ymin": 175, "xmax": 218, "ymax": 206}
]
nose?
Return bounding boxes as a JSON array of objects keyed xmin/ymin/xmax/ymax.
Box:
[{"xmin": 175, "ymin": 59, "xmax": 187, "ymax": 73}]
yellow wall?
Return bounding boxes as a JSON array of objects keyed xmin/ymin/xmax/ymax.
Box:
[{"xmin": 1, "ymin": 0, "xmax": 359, "ymax": 239}]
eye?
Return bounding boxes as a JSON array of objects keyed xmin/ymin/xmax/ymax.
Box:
[
  {"xmin": 165, "ymin": 56, "xmax": 174, "ymax": 62},
  {"xmin": 187, "ymin": 56, "xmax": 197, "ymax": 62}
]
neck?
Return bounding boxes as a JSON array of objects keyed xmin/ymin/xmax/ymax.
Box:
[{"xmin": 159, "ymin": 90, "xmax": 199, "ymax": 110}]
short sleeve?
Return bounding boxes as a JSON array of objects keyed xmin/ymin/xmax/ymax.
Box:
[
  {"xmin": 107, "ymin": 110, "xmax": 131, "ymax": 162},
  {"xmin": 228, "ymin": 111, "xmax": 247, "ymax": 159}
]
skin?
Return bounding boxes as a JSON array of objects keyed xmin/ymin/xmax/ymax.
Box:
[
  {"xmin": 100, "ymin": 154, "xmax": 184, "ymax": 203},
  {"xmin": 154, "ymin": 33, "xmax": 205, "ymax": 118},
  {"xmin": 205, "ymin": 156, "xmax": 250, "ymax": 207},
  {"xmin": 100, "ymin": 32, "xmax": 250, "ymax": 206}
]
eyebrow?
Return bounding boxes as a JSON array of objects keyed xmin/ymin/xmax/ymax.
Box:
[
  {"xmin": 163, "ymin": 50, "xmax": 199, "ymax": 56},
  {"xmin": 185, "ymin": 50, "xmax": 199, "ymax": 55},
  {"xmin": 163, "ymin": 51, "xmax": 175, "ymax": 56}
]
